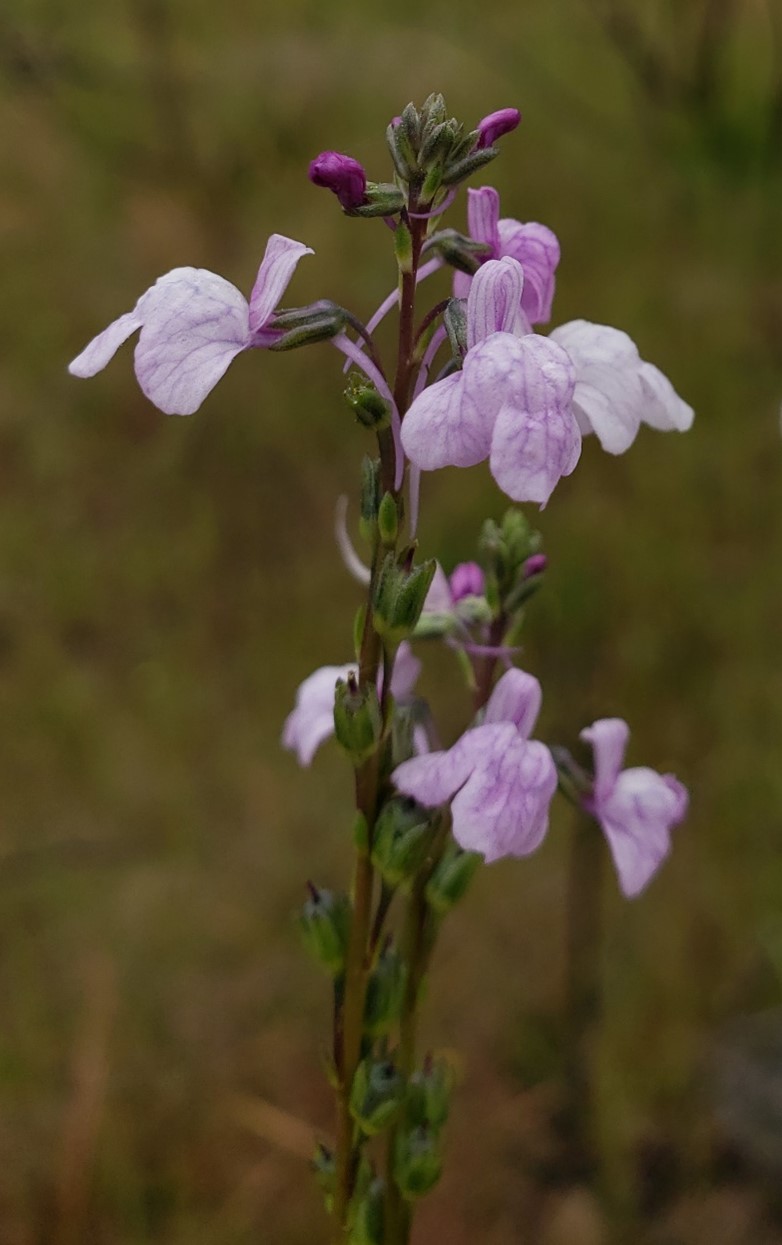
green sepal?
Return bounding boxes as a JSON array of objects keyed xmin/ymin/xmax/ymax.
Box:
[
  {"xmin": 373, "ymin": 555, "xmax": 437, "ymax": 645},
  {"xmin": 363, "ymin": 944, "xmax": 408, "ymax": 1037},
  {"xmin": 334, "ymin": 676, "xmax": 383, "ymax": 766},
  {"xmin": 394, "ymin": 220, "xmax": 413, "ymax": 275},
  {"xmin": 371, "ymin": 796, "xmax": 435, "ymax": 887},
  {"xmin": 297, "ymin": 887, "xmax": 352, "ymax": 974},
  {"xmin": 347, "ymin": 1177, "xmax": 385, "ymax": 1245},
  {"xmin": 377, "ymin": 492, "xmax": 399, "ymax": 547},
  {"xmin": 349, "ymin": 1058, "xmax": 405, "ymax": 1136},
  {"xmin": 351, "ymin": 182, "xmax": 406, "ymax": 217},
  {"xmin": 424, "ymin": 842, "xmax": 482, "ymax": 915},
  {"xmin": 406, "ymin": 1054, "xmax": 455, "ymax": 1131},
  {"xmin": 392, "ymin": 1125, "xmax": 443, "ymax": 1199}
]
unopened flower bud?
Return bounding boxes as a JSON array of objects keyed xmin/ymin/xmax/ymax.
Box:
[
  {"xmin": 392, "ymin": 1125, "xmax": 443, "ymax": 1199},
  {"xmin": 475, "ymin": 106, "xmax": 521, "ymax": 149},
  {"xmin": 372, "ymin": 796, "xmax": 434, "ymax": 886},
  {"xmin": 406, "ymin": 1054, "xmax": 454, "ymax": 1131},
  {"xmin": 349, "ymin": 1058, "xmax": 405, "ymax": 1135},
  {"xmin": 425, "ymin": 229, "xmax": 492, "ymax": 276},
  {"xmin": 419, "ymin": 92, "xmax": 447, "ymax": 131},
  {"xmin": 363, "ymin": 943, "xmax": 407, "ymax": 1036},
  {"xmin": 425, "ymin": 842, "xmax": 481, "ymax": 915},
  {"xmin": 346, "ymin": 377, "xmax": 392, "ymax": 431},
  {"xmin": 333, "ymin": 673, "xmax": 383, "ymax": 765},
  {"xmin": 309, "ymin": 151, "xmax": 367, "ymax": 210},
  {"xmin": 373, "ymin": 555, "xmax": 437, "ymax": 645},
  {"xmin": 347, "ymin": 1177, "xmax": 385, "ymax": 1245},
  {"xmin": 441, "ymin": 144, "xmax": 498, "ymax": 187},
  {"xmin": 523, "ymin": 553, "xmax": 548, "ymax": 579},
  {"xmin": 268, "ymin": 300, "xmax": 348, "ymax": 350},
  {"xmin": 297, "ymin": 884, "xmax": 352, "ymax": 974}
]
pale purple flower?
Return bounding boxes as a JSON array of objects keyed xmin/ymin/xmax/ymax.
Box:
[
  {"xmin": 309, "ymin": 151, "xmax": 367, "ymax": 210},
  {"xmin": 475, "ymin": 108, "xmax": 521, "ymax": 149},
  {"xmin": 453, "ymin": 187, "xmax": 559, "ymax": 326},
  {"xmin": 393, "ymin": 668, "xmax": 557, "ymax": 862},
  {"xmin": 581, "ymin": 718, "xmax": 688, "ymax": 898},
  {"xmin": 282, "ymin": 643, "xmax": 421, "ymax": 767},
  {"xmin": 550, "ymin": 320, "xmax": 694, "ymax": 455},
  {"xmin": 68, "ymin": 234, "xmax": 313, "ymax": 416},
  {"xmin": 401, "ymin": 256, "xmax": 580, "ymax": 506}
]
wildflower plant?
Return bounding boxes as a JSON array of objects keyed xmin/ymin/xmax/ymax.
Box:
[{"xmin": 70, "ymin": 95, "xmax": 692, "ymax": 1243}]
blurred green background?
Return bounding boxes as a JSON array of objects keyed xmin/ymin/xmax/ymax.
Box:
[{"xmin": 1, "ymin": 1, "xmax": 781, "ymax": 1241}]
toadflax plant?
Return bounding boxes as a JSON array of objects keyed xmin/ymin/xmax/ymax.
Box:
[{"xmin": 70, "ymin": 95, "xmax": 692, "ymax": 1243}]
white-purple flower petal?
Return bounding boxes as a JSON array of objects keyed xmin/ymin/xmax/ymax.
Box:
[
  {"xmin": 550, "ymin": 320, "xmax": 693, "ymax": 454},
  {"xmin": 69, "ymin": 235, "xmax": 313, "ymax": 416},
  {"xmin": 454, "ymin": 187, "xmax": 560, "ymax": 326},
  {"xmin": 134, "ymin": 268, "xmax": 252, "ymax": 415},
  {"xmin": 401, "ymin": 370, "xmax": 490, "ymax": 470},
  {"xmin": 467, "ymin": 256, "xmax": 527, "ymax": 347},
  {"xmin": 581, "ymin": 717, "xmax": 688, "ymax": 898},
  {"xmin": 497, "ymin": 219, "xmax": 560, "ymax": 325},
  {"xmin": 483, "ymin": 667, "xmax": 542, "ymax": 739},
  {"xmin": 487, "ymin": 334, "xmax": 580, "ymax": 505},
  {"xmin": 393, "ymin": 666, "xmax": 557, "ymax": 863},
  {"xmin": 248, "ymin": 234, "xmax": 314, "ymax": 335}
]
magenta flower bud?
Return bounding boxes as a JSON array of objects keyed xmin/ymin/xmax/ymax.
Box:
[
  {"xmin": 308, "ymin": 151, "xmax": 367, "ymax": 210},
  {"xmin": 448, "ymin": 561, "xmax": 485, "ymax": 602},
  {"xmin": 522, "ymin": 553, "xmax": 548, "ymax": 579},
  {"xmin": 476, "ymin": 107, "xmax": 521, "ymax": 150}
]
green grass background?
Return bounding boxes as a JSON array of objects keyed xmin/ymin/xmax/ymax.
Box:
[{"xmin": 1, "ymin": 1, "xmax": 781, "ymax": 1240}]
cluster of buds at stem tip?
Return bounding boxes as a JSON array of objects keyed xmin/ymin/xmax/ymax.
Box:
[
  {"xmin": 373, "ymin": 549, "xmax": 437, "ymax": 645},
  {"xmin": 387, "ymin": 95, "xmax": 520, "ymax": 205},
  {"xmin": 479, "ymin": 508, "xmax": 547, "ymax": 616}
]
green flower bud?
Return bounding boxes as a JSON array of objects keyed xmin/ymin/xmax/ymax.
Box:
[
  {"xmin": 297, "ymin": 885, "xmax": 352, "ymax": 974},
  {"xmin": 349, "ymin": 1058, "xmax": 405, "ymax": 1136},
  {"xmin": 333, "ymin": 674, "xmax": 383, "ymax": 765},
  {"xmin": 372, "ymin": 796, "xmax": 434, "ymax": 887},
  {"xmin": 363, "ymin": 943, "xmax": 408, "ymax": 1036},
  {"xmin": 377, "ymin": 492, "xmax": 399, "ymax": 548},
  {"xmin": 419, "ymin": 92, "xmax": 447, "ymax": 131},
  {"xmin": 347, "ymin": 1177, "xmax": 385, "ymax": 1245},
  {"xmin": 373, "ymin": 554, "xmax": 437, "ymax": 645},
  {"xmin": 424, "ymin": 229, "xmax": 492, "ymax": 276},
  {"xmin": 268, "ymin": 300, "xmax": 348, "ymax": 350},
  {"xmin": 392, "ymin": 1125, "xmax": 443, "ymax": 1199},
  {"xmin": 346, "ymin": 378, "xmax": 392, "ymax": 432},
  {"xmin": 419, "ymin": 165, "xmax": 443, "ymax": 205},
  {"xmin": 406, "ymin": 1054, "xmax": 455, "ymax": 1131},
  {"xmin": 424, "ymin": 842, "xmax": 482, "ymax": 915},
  {"xmin": 441, "ymin": 144, "xmax": 499, "ymax": 187}
]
